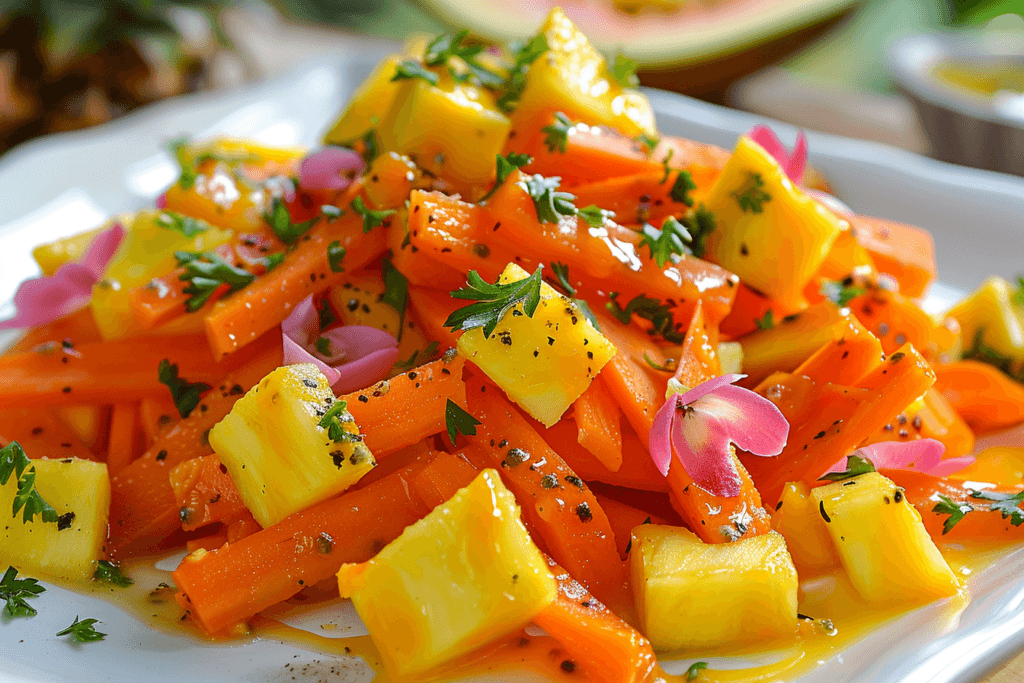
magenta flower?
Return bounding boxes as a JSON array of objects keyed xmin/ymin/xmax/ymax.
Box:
[
  {"xmin": 748, "ymin": 125, "xmax": 807, "ymax": 186},
  {"xmin": 825, "ymin": 439, "xmax": 974, "ymax": 478},
  {"xmin": 649, "ymin": 373, "xmax": 790, "ymax": 497},
  {"xmin": 282, "ymin": 295, "xmax": 399, "ymax": 394},
  {"xmin": 0, "ymin": 222, "xmax": 125, "ymax": 330},
  {"xmin": 298, "ymin": 147, "xmax": 365, "ymax": 192}
]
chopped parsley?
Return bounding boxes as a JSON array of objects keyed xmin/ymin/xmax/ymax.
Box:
[
  {"xmin": 732, "ymin": 173, "xmax": 771, "ymax": 213},
  {"xmin": 0, "ymin": 442, "xmax": 57, "ymax": 524},
  {"xmin": 391, "ymin": 59, "xmax": 439, "ymax": 85},
  {"xmin": 548, "ymin": 262, "xmax": 600, "ymax": 330},
  {"xmin": 358, "ymin": 129, "xmax": 382, "ymax": 166},
  {"xmin": 481, "ymin": 152, "xmax": 532, "ymax": 202},
  {"xmin": 933, "ymin": 495, "xmax": 973, "ymax": 535},
  {"xmin": 497, "ymin": 33, "xmax": 549, "ymax": 113},
  {"xmin": 1013, "ymin": 276, "xmax": 1024, "ymax": 307},
  {"xmin": 318, "ymin": 298, "xmax": 337, "ymax": 330},
  {"xmin": 327, "ymin": 241, "xmax": 346, "ymax": 273},
  {"xmin": 445, "ymin": 399, "xmax": 482, "ymax": 444},
  {"xmin": 56, "ymin": 616, "xmax": 106, "ymax": 643},
  {"xmin": 264, "ymin": 197, "xmax": 321, "ymax": 244},
  {"xmin": 669, "ymin": 170, "xmax": 697, "ymax": 206},
  {"xmin": 606, "ymin": 292, "xmax": 683, "ymax": 344},
  {"xmin": 350, "ymin": 196, "xmax": 395, "ymax": 234},
  {"xmin": 175, "ymin": 250, "xmax": 255, "ymax": 312},
  {"xmin": 660, "ymin": 148, "xmax": 675, "ymax": 183},
  {"xmin": 818, "ymin": 454, "xmax": 875, "ymax": 482},
  {"xmin": 445, "ymin": 265, "xmax": 544, "ymax": 338},
  {"xmin": 423, "ymin": 30, "xmax": 503, "ymax": 88},
  {"xmin": 393, "ymin": 341, "xmax": 441, "ymax": 371},
  {"xmin": 158, "ymin": 359, "xmax": 212, "ymax": 419},
  {"xmin": 681, "ymin": 205, "xmax": 716, "ymax": 258},
  {"xmin": 686, "ymin": 661, "xmax": 709, "ymax": 681},
  {"xmin": 519, "ymin": 174, "xmax": 578, "ymax": 224},
  {"xmin": 820, "ymin": 279, "xmax": 865, "ymax": 308},
  {"xmin": 1, "ymin": 566, "xmax": 45, "ymax": 617},
  {"xmin": 638, "ymin": 216, "xmax": 693, "ymax": 268},
  {"xmin": 578, "ymin": 204, "xmax": 613, "ymax": 228},
  {"xmin": 381, "ymin": 257, "xmax": 409, "ymax": 341},
  {"xmin": 610, "ymin": 54, "xmax": 640, "ymax": 87},
  {"xmin": 643, "ymin": 353, "xmax": 676, "ymax": 372},
  {"xmin": 754, "ymin": 310, "xmax": 775, "ymax": 331},
  {"xmin": 318, "ymin": 400, "xmax": 357, "ymax": 444},
  {"xmin": 155, "ymin": 211, "xmax": 209, "ymax": 237},
  {"xmin": 961, "ymin": 329, "xmax": 1024, "ymax": 383},
  {"xmin": 314, "ymin": 337, "xmax": 332, "ymax": 356},
  {"xmin": 970, "ymin": 489, "xmax": 1024, "ymax": 526},
  {"xmin": 93, "ymin": 560, "xmax": 133, "ymax": 587},
  {"xmin": 541, "ymin": 112, "xmax": 573, "ymax": 154},
  {"xmin": 634, "ymin": 132, "xmax": 660, "ymax": 157}
]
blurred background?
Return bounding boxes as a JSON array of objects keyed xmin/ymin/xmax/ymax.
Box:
[{"xmin": 0, "ymin": 0, "xmax": 1021, "ymax": 173}]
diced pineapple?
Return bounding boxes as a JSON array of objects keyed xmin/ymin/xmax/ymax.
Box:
[
  {"xmin": 326, "ymin": 271, "xmax": 428, "ymax": 362},
  {"xmin": 811, "ymin": 472, "xmax": 960, "ymax": 603},
  {"xmin": 337, "ymin": 469, "xmax": 556, "ymax": 677},
  {"xmin": 323, "ymin": 56, "xmax": 404, "ymax": 146},
  {"xmin": 0, "ymin": 456, "xmax": 110, "ymax": 582},
  {"xmin": 376, "ymin": 71, "xmax": 511, "ymax": 191},
  {"xmin": 703, "ymin": 136, "xmax": 844, "ymax": 309},
  {"xmin": 457, "ymin": 263, "xmax": 616, "ymax": 427},
  {"xmin": 209, "ymin": 364, "xmax": 376, "ymax": 527},
  {"xmin": 515, "ymin": 8, "xmax": 657, "ymax": 139},
  {"xmin": 630, "ymin": 525, "xmax": 798, "ymax": 651},
  {"xmin": 773, "ymin": 481, "xmax": 838, "ymax": 576},
  {"xmin": 716, "ymin": 341, "xmax": 744, "ymax": 374},
  {"xmin": 90, "ymin": 210, "xmax": 233, "ymax": 339},
  {"xmin": 32, "ymin": 223, "xmax": 109, "ymax": 276},
  {"xmin": 947, "ymin": 276, "xmax": 1024, "ymax": 364}
]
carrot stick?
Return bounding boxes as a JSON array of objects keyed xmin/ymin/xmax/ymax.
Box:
[
  {"xmin": 462, "ymin": 377, "xmax": 632, "ymax": 613},
  {"xmin": 138, "ymin": 395, "xmax": 179, "ymax": 445},
  {"xmin": 541, "ymin": 419, "xmax": 670, "ymax": 493},
  {"xmin": 342, "ymin": 351, "xmax": 467, "ymax": 457},
  {"xmin": 128, "ymin": 244, "xmax": 237, "ymax": 331},
  {"xmin": 594, "ymin": 494, "xmax": 667, "ymax": 559},
  {"xmin": 409, "ymin": 450, "xmax": 481, "ymax": 508},
  {"xmin": 672, "ymin": 299, "xmax": 719, "ymax": 389},
  {"xmin": 3, "ymin": 307, "xmax": 102, "ymax": 356},
  {"xmin": 172, "ymin": 462, "xmax": 431, "ymax": 635},
  {"xmin": 0, "ymin": 328, "xmax": 280, "ymax": 408},
  {"xmin": 792, "ymin": 314, "xmax": 884, "ymax": 387},
  {"xmin": 108, "ymin": 337, "xmax": 282, "ymax": 555},
  {"xmin": 0, "ymin": 407, "xmax": 98, "ymax": 462},
  {"xmin": 106, "ymin": 402, "xmax": 141, "ymax": 477},
  {"xmin": 851, "ymin": 215, "xmax": 937, "ymax": 298},
  {"xmin": 406, "ymin": 285, "xmax": 462, "ymax": 351},
  {"xmin": 534, "ymin": 557, "xmax": 657, "ymax": 683},
  {"xmin": 935, "ymin": 360, "xmax": 1024, "ymax": 434},
  {"xmin": 572, "ymin": 376, "xmax": 623, "ymax": 473},
  {"xmin": 169, "ymin": 455, "xmax": 250, "ymax": 532}
]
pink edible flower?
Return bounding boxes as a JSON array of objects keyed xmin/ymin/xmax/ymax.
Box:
[
  {"xmin": 298, "ymin": 147, "xmax": 365, "ymax": 192},
  {"xmin": 649, "ymin": 373, "xmax": 790, "ymax": 497},
  {"xmin": 825, "ymin": 439, "xmax": 974, "ymax": 478},
  {"xmin": 282, "ymin": 295, "xmax": 399, "ymax": 394},
  {"xmin": 747, "ymin": 125, "xmax": 808, "ymax": 185},
  {"xmin": 0, "ymin": 222, "xmax": 125, "ymax": 330}
]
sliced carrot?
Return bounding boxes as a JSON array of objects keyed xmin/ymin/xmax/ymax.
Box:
[
  {"xmin": 128, "ymin": 244, "xmax": 237, "ymax": 331},
  {"xmin": 935, "ymin": 360, "xmax": 1024, "ymax": 434},
  {"xmin": 534, "ymin": 557, "xmax": 657, "ymax": 683},
  {"xmin": 406, "ymin": 285, "xmax": 461, "ymax": 351},
  {"xmin": 169, "ymin": 455, "xmax": 250, "ymax": 532},
  {"xmin": 409, "ymin": 450, "xmax": 481, "ymax": 508},
  {"xmin": 172, "ymin": 462, "xmax": 431, "ymax": 635},
  {"xmin": 673, "ymin": 299, "xmax": 720, "ymax": 389},
  {"xmin": 3, "ymin": 307, "xmax": 102, "ymax": 356},
  {"xmin": 851, "ymin": 215, "xmax": 937, "ymax": 298},
  {"xmin": 0, "ymin": 328, "xmax": 280, "ymax": 408},
  {"xmin": 385, "ymin": 221, "xmax": 465, "ymax": 291},
  {"xmin": 792, "ymin": 314, "xmax": 884, "ymax": 388},
  {"xmin": 0, "ymin": 407, "xmax": 97, "ymax": 462},
  {"xmin": 540, "ymin": 419, "xmax": 669, "ymax": 493},
  {"xmin": 595, "ymin": 494, "xmax": 667, "ymax": 559},
  {"xmin": 462, "ymin": 377, "xmax": 631, "ymax": 613},
  {"xmin": 106, "ymin": 402, "xmax": 142, "ymax": 477},
  {"xmin": 138, "ymin": 394, "xmax": 179, "ymax": 445},
  {"xmin": 572, "ymin": 376, "xmax": 623, "ymax": 472},
  {"xmin": 719, "ymin": 283, "xmax": 804, "ymax": 340},
  {"xmin": 862, "ymin": 387, "xmax": 975, "ymax": 459},
  {"xmin": 342, "ymin": 351, "xmax": 467, "ymax": 457},
  {"xmin": 225, "ymin": 509, "xmax": 262, "ymax": 543},
  {"xmin": 186, "ymin": 533, "xmax": 229, "ymax": 554},
  {"xmin": 569, "ymin": 171, "xmax": 694, "ymax": 227}
]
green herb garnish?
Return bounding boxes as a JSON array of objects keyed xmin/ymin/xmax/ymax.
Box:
[
  {"xmin": 0, "ymin": 566, "xmax": 45, "ymax": 617},
  {"xmin": 578, "ymin": 204, "xmax": 613, "ymax": 228},
  {"xmin": 327, "ymin": 241, "xmax": 346, "ymax": 273},
  {"xmin": 318, "ymin": 400, "xmax": 356, "ymax": 444},
  {"xmin": 681, "ymin": 205, "xmax": 716, "ymax": 258},
  {"xmin": 519, "ymin": 174, "xmax": 578, "ymax": 224},
  {"xmin": 634, "ymin": 132, "xmax": 660, "ymax": 157},
  {"xmin": 818, "ymin": 454, "xmax": 876, "ymax": 482},
  {"xmin": 445, "ymin": 265, "xmax": 544, "ymax": 338},
  {"xmin": 497, "ymin": 34, "xmax": 549, "ymax": 113},
  {"xmin": 155, "ymin": 212, "xmax": 209, "ymax": 237},
  {"xmin": 660, "ymin": 148, "xmax": 675, "ymax": 183},
  {"xmin": 158, "ymin": 359, "xmax": 212, "ymax": 419},
  {"xmin": 351, "ymin": 196, "xmax": 395, "ymax": 234},
  {"xmin": 541, "ymin": 112, "xmax": 573, "ymax": 154},
  {"xmin": 669, "ymin": 170, "xmax": 697, "ymax": 206},
  {"xmin": 424, "ymin": 30, "xmax": 504, "ymax": 88},
  {"xmin": 481, "ymin": 152, "xmax": 532, "ymax": 202},
  {"xmin": 732, "ymin": 173, "xmax": 771, "ymax": 213},
  {"xmin": 970, "ymin": 489, "xmax": 1024, "ymax": 526},
  {"xmin": 56, "ymin": 616, "xmax": 106, "ymax": 643},
  {"xmin": 686, "ymin": 661, "xmax": 709, "ymax": 681},
  {"xmin": 93, "ymin": 560, "xmax": 133, "ymax": 587},
  {"xmin": 0, "ymin": 442, "xmax": 57, "ymax": 524},
  {"xmin": 445, "ymin": 398, "xmax": 482, "ymax": 444},
  {"xmin": 610, "ymin": 54, "xmax": 640, "ymax": 87},
  {"xmin": 381, "ymin": 257, "xmax": 409, "ymax": 341},
  {"xmin": 393, "ymin": 341, "xmax": 441, "ymax": 371},
  {"xmin": 175, "ymin": 250, "xmax": 255, "ymax": 312},
  {"xmin": 548, "ymin": 262, "xmax": 600, "ymax": 330},
  {"xmin": 933, "ymin": 495, "xmax": 973, "ymax": 535},
  {"xmin": 754, "ymin": 310, "xmax": 775, "ymax": 331},
  {"xmin": 606, "ymin": 292, "xmax": 683, "ymax": 343},
  {"xmin": 820, "ymin": 280, "xmax": 865, "ymax": 308},
  {"xmin": 643, "ymin": 353, "xmax": 676, "ymax": 372},
  {"xmin": 391, "ymin": 59, "xmax": 439, "ymax": 85},
  {"xmin": 264, "ymin": 197, "xmax": 321, "ymax": 244},
  {"xmin": 638, "ymin": 216, "xmax": 693, "ymax": 268}
]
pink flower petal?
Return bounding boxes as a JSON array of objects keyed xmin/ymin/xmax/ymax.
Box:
[
  {"xmin": 283, "ymin": 332, "xmax": 341, "ymax": 386},
  {"xmin": 747, "ymin": 125, "xmax": 807, "ymax": 185},
  {"xmin": 282, "ymin": 295, "xmax": 319, "ymax": 347},
  {"xmin": 299, "ymin": 147, "xmax": 365, "ymax": 192},
  {"xmin": 649, "ymin": 395, "xmax": 678, "ymax": 476},
  {"xmin": 671, "ymin": 406, "xmax": 742, "ymax": 498},
  {"xmin": 317, "ymin": 325, "xmax": 399, "ymax": 365},
  {"xmin": 696, "ymin": 385, "xmax": 790, "ymax": 457},
  {"xmin": 825, "ymin": 438, "xmax": 973, "ymax": 478},
  {"xmin": 674, "ymin": 373, "xmax": 745, "ymax": 406},
  {"xmin": 927, "ymin": 456, "xmax": 975, "ymax": 477},
  {"xmin": 0, "ymin": 223, "xmax": 125, "ymax": 330},
  {"xmin": 155, "ymin": 193, "xmax": 167, "ymax": 209},
  {"xmin": 332, "ymin": 347, "xmax": 401, "ymax": 394}
]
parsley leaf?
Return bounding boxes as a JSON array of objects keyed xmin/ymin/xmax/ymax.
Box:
[
  {"xmin": 56, "ymin": 616, "xmax": 106, "ymax": 643},
  {"xmin": 820, "ymin": 280, "xmax": 865, "ymax": 308},
  {"xmin": 548, "ymin": 262, "xmax": 600, "ymax": 330},
  {"xmin": 158, "ymin": 359, "xmax": 212, "ymax": 419},
  {"xmin": 351, "ymin": 196, "xmax": 395, "ymax": 234},
  {"xmin": 962, "ymin": 329, "xmax": 1024, "ymax": 383},
  {"xmin": 578, "ymin": 204, "xmax": 613, "ymax": 228},
  {"xmin": 318, "ymin": 400, "xmax": 359, "ymax": 444},
  {"xmin": 481, "ymin": 152, "xmax": 532, "ymax": 202},
  {"xmin": 610, "ymin": 54, "xmax": 640, "ymax": 87},
  {"xmin": 541, "ymin": 112, "xmax": 573, "ymax": 154},
  {"xmin": 391, "ymin": 59, "xmax": 439, "ymax": 85},
  {"xmin": 634, "ymin": 132, "xmax": 660, "ymax": 157},
  {"xmin": 643, "ymin": 353, "xmax": 677, "ymax": 372},
  {"xmin": 424, "ymin": 30, "xmax": 504, "ymax": 89},
  {"xmin": 660, "ymin": 148, "xmax": 675, "ymax": 183},
  {"xmin": 359, "ymin": 129, "xmax": 382, "ymax": 166},
  {"xmin": 393, "ymin": 341, "xmax": 441, "ymax": 371},
  {"xmin": 1013, "ymin": 276, "xmax": 1024, "ymax": 307},
  {"xmin": 638, "ymin": 216, "xmax": 693, "ymax": 268},
  {"xmin": 519, "ymin": 174, "xmax": 578, "ymax": 224},
  {"xmin": 445, "ymin": 265, "xmax": 544, "ymax": 338},
  {"xmin": 732, "ymin": 173, "xmax": 771, "ymax": 213},
  {"xmin": 606, "ymin": 292, "xmax": 684, "ymax": 343},
  {"xmin": 327, "ymin": 241, "xmax": 346, "ymax": 273},
  {"xmin": 0, "ymin": 442, "xmax": 57, "ymax": 524},
  {"xmin": 0, "ymin": 566, "xmax": 45, "ymax": 617},
  {"xmin": 318, "ymin": 298, "xmax": 337, "ymax": 330},
  {"xmin": 686, "ymin": 661, "xmax": 709, "ymax": 681},
  {"xmin": 263, "ymin": 198, "xmax": 320, "ymax": 244},
  {"xmin": 175, "ymin": 251, "xmax": 255, "ymax": 312},
  {"xmin": 155, "ymin": 212, "xmax": 209, "ymax": 237},
  {"xmin": 681, "ymin": 205, "xmax": 716, "ymax": 258},
  {"xmin": 818, "ymin": 454, "xmax": 876, "ymax": 482},
  {"xmin": 93, "ymin": 560, "xmax": 133, "ymax": 587},
  {"xmin": 669, "ymin": 170, "xmax": 697, "ymax": 206},
  {"xmin": 970, "ymin": 489, "xmax": 1024, "ymax": 526},
  {"xmin": 445, "ymin": 399, "xmax": 482, "ymax": 444},
  {"xmin": 381, "ymin": 257, "xmax": 409, "ymax": 341},
  {"xmin": 497, "ymin": 33, "xmax": 549, "ymax": 113},
  {"xmin": 168, "ymin": 136, "xmax": 197, "ymax": 189},
  {"xmin": 754, "ymin": 310, "xmax": 775, "ymax": 330},
  {"xmin": 932, "ymin": 495, "xmax": 974, "ymax": 535}
]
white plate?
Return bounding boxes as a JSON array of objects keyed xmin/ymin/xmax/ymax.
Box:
[{"xmin": 2, "ymin": 50, "xmax": 1024, "ymax": 683}]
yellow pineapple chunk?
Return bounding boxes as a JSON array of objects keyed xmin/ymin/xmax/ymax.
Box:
[
  {"xmin": 630, "ymin": 525, "xmax": 798, "ymax": 651},
  {"xmin": 337, "ymin": 469, "xmax": 556, "ymax": 677},
  {"xmin": 209, "ymin": 364, "xmax": 375, "ymax": 527},
  {"xmin": 1, "ymin": 455, "xmax": 110, "ymax": 582},
  {"xmin": 457, "ymin": 263, "xmax": 616, "ymax": 426},
  {"xmin": 515, "ymin": 8, "xmax": 657, "ymax": 139},
  {"xmin": 323, "ymin": 56, "xmax": 404, "ymax": 146},
  {"xmin": 773, "ymin": 481, "xmax": 839, "ymax": 576},
  {"xmin": 812, "ymin": 472, "xmax": 960, "ymax": 603},
  {"xmin": 32, "ymin": 224, "xmax": 109, "ymax": 277},
  {"xmin": 703, "ymin": 136, "xmax": 844, "ymax": 309},
  {"xmin": 947, "ymin": 276, "xmax": 1024, "ymax": 364}
]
